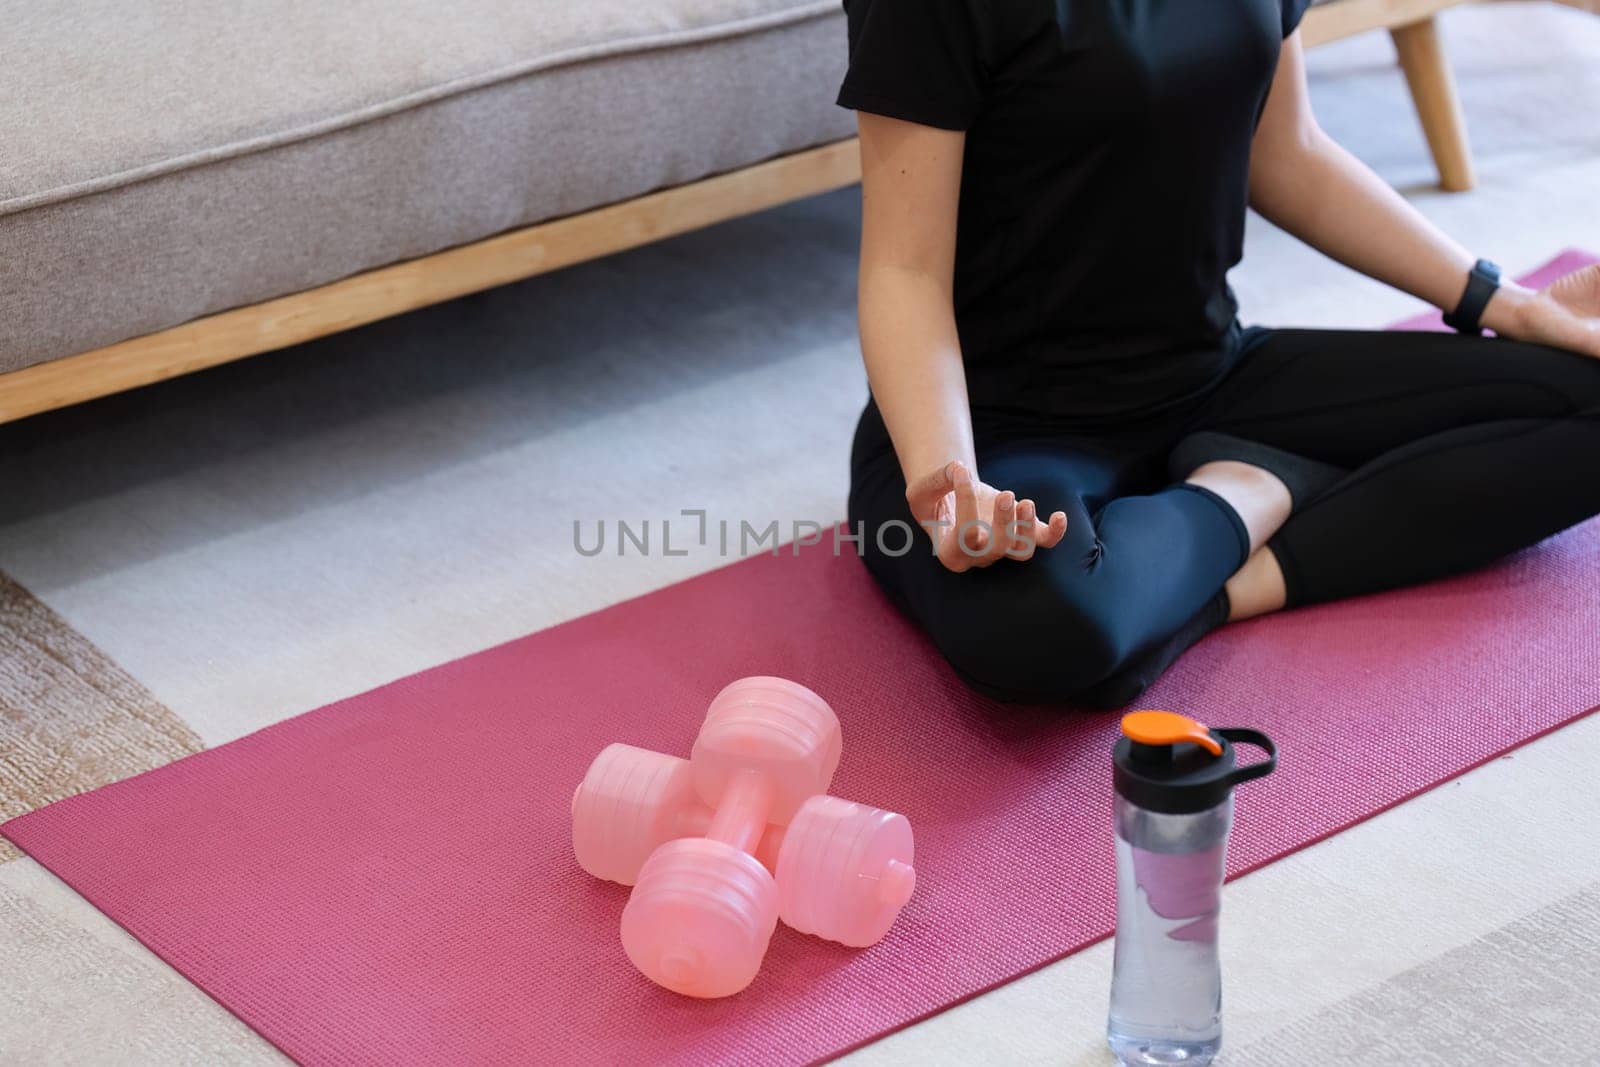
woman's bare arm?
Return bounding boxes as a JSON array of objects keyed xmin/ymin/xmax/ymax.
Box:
[
  {"xmin": 1248, "ymin": 33, "xmax": 1501, "ymax": 317},
  {"xmin": 856, "ymin": 112, "xmax": 976, "ymax": 481},
  {"xmin": 855, "ymin": 112, "xmax": 1067, "ymax": 570},
  {"xmin": 1248, "ymin": 33, "xmax": 1600, "ymax": 356}
]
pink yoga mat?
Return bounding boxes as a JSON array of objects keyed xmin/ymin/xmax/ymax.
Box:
[{"xmin": 6, "ymin": 252, "xmax": 1599, "ymax": 1066}]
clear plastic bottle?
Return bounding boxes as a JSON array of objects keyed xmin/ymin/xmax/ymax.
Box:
[{"xmin": 1105, "ymin": 712, "xmax": 1276, "ymax": 1067}]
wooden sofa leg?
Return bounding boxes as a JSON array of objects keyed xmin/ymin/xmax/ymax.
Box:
[{"xmin": 1390, "ymin": 15, "xmax": 1476, "ymax": 192}]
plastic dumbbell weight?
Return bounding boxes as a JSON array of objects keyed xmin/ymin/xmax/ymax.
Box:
[
  {"xmin": 569, "ymin": 673, "xmax": 837, "ymax": 886},
  {"xmin": 619, "ymin": 677, "xmax": 842, "ymax": 997},
  {"xmin": 569, "ymin": 748, "xmax": 787, "ymax": 888},
  {"xmin": 570, "ymin": 676, "xmax": 917, "ymax": 997},
  {"xmin": 569, "ymin": 749, "xmax": 915, "ymax": 944},
  {"xmin": 570, "ymin": 744, "xmax": 696, "ymax": 884},
  {"xmin": 776, "ymin": 794, "xmax": 916, "ymax": 947}
]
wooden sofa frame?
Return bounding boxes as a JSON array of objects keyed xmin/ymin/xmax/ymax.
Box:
[{"xmin": 0, "ymin": 1, "xmax": 1475, "ymax": 425}]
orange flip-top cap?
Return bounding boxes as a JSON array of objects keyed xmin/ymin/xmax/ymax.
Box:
[{"xmin": 1121, "ymin": 710, "xmax": 1222, "ymax": 756}]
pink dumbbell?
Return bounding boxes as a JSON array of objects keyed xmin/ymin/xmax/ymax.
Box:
[{"xmin": 571, "ymin": 676, "xmax": 917, "ymax": 998}]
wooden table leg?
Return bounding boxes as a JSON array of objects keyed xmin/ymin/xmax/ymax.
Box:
[{"xmin": 1390, "ymin": 14, "xmax": 1476, "ymax": 192}]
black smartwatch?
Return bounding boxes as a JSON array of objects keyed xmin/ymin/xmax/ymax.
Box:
[{"xmin": 1443, "ymin": 258, "xmax": 1501, "ymax": 335}]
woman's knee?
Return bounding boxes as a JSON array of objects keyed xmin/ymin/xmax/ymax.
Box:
[
  {"xmin": 932, "ymin": 591, "xmax": 1128, "ymax": 703},
  {"xmin": 1514, "ymin": 342, "xmax": 1600, "ymax": 411},
  {"xmin": 853, "ymin": 512, "xmax": 1140, "ymax": 702}
]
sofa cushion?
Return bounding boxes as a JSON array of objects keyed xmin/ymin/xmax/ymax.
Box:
[{"xmin": 0, "ymin": 0, "xmax": 850, "ymax": 374}]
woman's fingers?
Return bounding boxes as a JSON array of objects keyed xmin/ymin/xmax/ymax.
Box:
[
  {"xmin": 1007, "ymin": 498, "xmax": 1039, "ymax": 560},
  {"xmin": 936, "ymin": 513, "xmax": 974, "ymax": 572},
  {"xmin": 952, "ymin": 462, "xmax": 988, "ymax": 557},
  {"xmin": 911, "ymin": 463, "xmax": 1069, "ymax": 570},
  {"xmin": 904, "ymin": 461, "xmax": 957, "ymax": 516},
  {"xmin": 988, "ymin": 491, "xmax": 1017, "ymax": 563},
  {"xmin": 1038, "ymin": 509, "xmax": 1069, "ymax": 549},
  {"xmin": 907, "ymin": 462, "xmax": 966, "ymax": 567},
  {"xmin": 1003, "ymin": 499, "xmax": 1067, "ymax": 561}
]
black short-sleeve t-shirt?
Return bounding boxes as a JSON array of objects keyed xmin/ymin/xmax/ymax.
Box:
[{"xmin": 838, "ymin": 0, "xmax": 1313, "ymax": 422}]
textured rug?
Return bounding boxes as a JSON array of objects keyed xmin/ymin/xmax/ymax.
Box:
[{"xmin": 0, "ymin": 572, "xmax": 202, "ymax": 863}]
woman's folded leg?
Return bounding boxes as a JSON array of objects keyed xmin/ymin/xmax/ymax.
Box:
[
  {"xmin": 847, "ymin": 435, "xmax": 1250, "ymax": 703},
  {"xmin": 1200, "ymin": 328, "xmax": 1600, "ymax": 606}
]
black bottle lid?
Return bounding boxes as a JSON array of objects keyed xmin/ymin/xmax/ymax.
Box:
[{"xmin": 1112, "ymin": 710, "xmax": 1277, "ymax": 814}]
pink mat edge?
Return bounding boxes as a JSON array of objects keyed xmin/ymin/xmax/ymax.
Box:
[{"xmin": 4, "ymin": 248, "xmax": 1596, "ymax": 1065}]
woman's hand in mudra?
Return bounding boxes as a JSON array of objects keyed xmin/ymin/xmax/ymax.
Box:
[
  {"xmin": 1499, "ymin": 264, "xmax": 1600, "ymax": 358},
  {"xmin": 905, "ymin": 460, "xmax": 1069, "ymax": 573}
]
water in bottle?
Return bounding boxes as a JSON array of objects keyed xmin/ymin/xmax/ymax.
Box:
[{"xmin": 1106, "ymin": 710, "xmax": 1277, "ymax": 1066}]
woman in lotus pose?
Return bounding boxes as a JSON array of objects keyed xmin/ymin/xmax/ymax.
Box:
[{"xmin": 840, "ymin": 0, "xmax": 1600, "ymax": 706}]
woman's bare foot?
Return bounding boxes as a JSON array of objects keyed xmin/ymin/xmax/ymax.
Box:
[
  {"xmin": 1224, "ymin": 546, "xmax": 1288, "ymax": 621},
  {"xmin": 1183, "ymin": 460, "xmax": 1292, "ymax": 553}
]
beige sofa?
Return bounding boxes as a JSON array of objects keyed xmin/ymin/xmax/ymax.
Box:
[
  {"xmin": 0, "ymin": 0, "xmax": 857, "ymax": 420},
  {"xmin": 0, "ymin": 0, "xmax": 1474, "ymax": 424}
]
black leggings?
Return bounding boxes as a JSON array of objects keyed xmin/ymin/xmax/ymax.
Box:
[{"xmin": 847, "ymin": 327, "xmax": 1600, "ymax": 703}]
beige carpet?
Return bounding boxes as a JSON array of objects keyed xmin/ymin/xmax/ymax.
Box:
[
  {"xmin": 1, "ymin": 3, "xmax": 1597, "ymax": 1063},
  {"xmin": 0, "ymin": 861, "xmax": 277, "ymax": 1065},
  {"xmin": 1232, "ymin": 883, "xmax": 1600, "ymax": 1065}
]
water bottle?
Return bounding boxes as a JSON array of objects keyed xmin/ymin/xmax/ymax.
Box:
[{"xmin": 1106, "ymin": 710, "xmax": 1277, "ymax": 1066}]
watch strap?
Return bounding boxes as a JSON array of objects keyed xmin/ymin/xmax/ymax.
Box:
[{"xmin": 1443, "ymin": 258, "xmax": 1502, "ymax": 335}]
